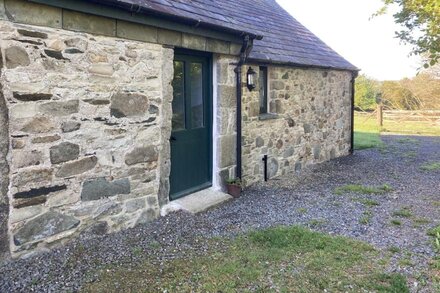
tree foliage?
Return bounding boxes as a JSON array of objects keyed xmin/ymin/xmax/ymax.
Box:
[
  {"xmin": 378, "ymin": 0, "xmax": 440, "ymax": 66},
  {"xmin": 354, "ymin": 75, "xmax": 380, "ymax": 110},
  {"xmin": 355, "ymin": 73, "xmax": 440, "ymax": 110},
  {"xmin": 381, "ymin": 80, "xmax": 419, "ymax": 110},
  {"xmin": 422, "ymin": 60, "xmax": 440, "ymax": 78},
  {"xmin": 402, "ymin": 73, "xmax": 440, "ymax": 109}
]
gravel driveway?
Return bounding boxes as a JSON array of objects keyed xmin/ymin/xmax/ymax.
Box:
[{"xmin": 0, "ymin": 134, "xmax": 439, "ymax": 292}]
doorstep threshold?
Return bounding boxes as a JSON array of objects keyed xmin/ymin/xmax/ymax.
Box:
[{"xmin": 161, "ymin": 188, "xmax": 233, "ymax": 216}]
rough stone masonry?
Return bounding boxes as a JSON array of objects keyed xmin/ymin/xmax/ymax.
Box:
[
  {"xmin": 241, "ymin": 67, "xmax": 352, "ymax": 186},
  {"xmin": 0, "ymin": 0, "xmax": 352, "ymax": 258},
  {"xmin": 0, "ymin": 18, "xmax": 174, "ymax": 256},
  {"xmin": 0, "ymin": 44, "xmax": 10, "ymax": 259}
]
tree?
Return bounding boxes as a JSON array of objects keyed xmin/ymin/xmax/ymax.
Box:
[
  {"xmin": 402, "ymin": 73, "xmax": 440, "ymax": 108},
  {"xmin": 381, "ymin": 80, "xmax": 420, "ymax": 110},
  {"xmin": 422, "ymin": 61, "xmax": 440, "ymax": 78},
  {"xmin": 378, "ymin": 0, "xmax": 440, "ymax": 66},
  {"xmin": 354, "ymin": 75, "xmax": 380, "ymax": 111}
]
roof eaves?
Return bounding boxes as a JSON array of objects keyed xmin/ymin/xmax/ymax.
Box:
[
  {"xmin": 247, "ymin": 57, "xmax": 360, "ymax": 72},
  {"xmin": 91, "ymin": 0, "xmax": 264, "ymax": 40}
]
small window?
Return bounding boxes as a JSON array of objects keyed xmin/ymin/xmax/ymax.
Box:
[
  {"xmin": 259, "ymin": 66, "xmax": 268, "ymax": 114},
  {"xmin": 172, "ymin": 61, "xmax": 185, "ymax": 131},
  {"xmin": 190, "ymin": 62, "xmax": 204, "ymax": 129}
]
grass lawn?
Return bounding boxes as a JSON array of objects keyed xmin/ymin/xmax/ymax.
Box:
[
  {"xmin": 83, "ymin": 226, "xmax": 408, "ymax": 292},
  {"xmin": 381, "ymin": 119, "xmax": 440, "ymax": 136},
  {"xmin": 354, "ymin": 131, "xmax": 383, "ymax": 150},
  {"xmin": 354, "ymin": 114, "xmax": 382, "ymax": 150},
  {"xmin": 421, "ymin": 162, "xmax": 440, "ymax": 171},
  {"xmin": 334, "ymin": 184, "xmax": 392, "ymax": 195},
  {"xmin": 354, "ymin": 113, "xmax": 440, "ymax": 150},
  {"xmin": 428, "ymin": 226, "xmax": 440, "ymax": 291}
]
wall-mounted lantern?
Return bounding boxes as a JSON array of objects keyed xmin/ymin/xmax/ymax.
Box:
[{"xmin": 247, "ymin": 67, "xmax": 257, "ymax": 91}]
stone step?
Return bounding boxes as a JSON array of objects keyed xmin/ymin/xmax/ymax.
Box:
[{"xmin": 161, "ymin": 188, "xmax": 232, "ymax": 216}]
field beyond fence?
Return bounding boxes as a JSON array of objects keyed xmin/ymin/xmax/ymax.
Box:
[
  {"xmin": 357, "ymin": 110, "xmax": 440, "ymax": 122},
  {"xmin": 354, "ymin": 111, "xmax": 440, "ymax": 149},
  {"xmin": 356, "ymin": 110, "xmax": 440, "ymax": 134}
]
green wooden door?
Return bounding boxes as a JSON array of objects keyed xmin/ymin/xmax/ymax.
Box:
[{"xmin": 170, "ymin": 52, "xmax": 212, "ymax": 200}]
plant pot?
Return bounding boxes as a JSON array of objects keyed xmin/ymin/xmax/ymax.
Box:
[{"xmin": 227, "ymin": 184, "xmax": 241, "ymax": 198}]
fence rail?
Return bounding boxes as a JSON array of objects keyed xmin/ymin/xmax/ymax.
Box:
[{"xmin": 357, "ymin": 109, "xmax": 440, "ymax": 123}]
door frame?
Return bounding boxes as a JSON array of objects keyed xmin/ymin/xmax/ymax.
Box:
[{"xmin": 169, "ymin": 48, "xmax": 213, "ymax": 200}]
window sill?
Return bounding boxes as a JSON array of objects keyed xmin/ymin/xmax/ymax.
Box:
[{"xmin": 258, "ymin": 113, "xmax": 280, "ymax": 121}]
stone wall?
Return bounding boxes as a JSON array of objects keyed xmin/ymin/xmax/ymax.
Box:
[
  {"xmin": 214, "ymin": 55, "xmax": 239, "ymax": 188},
  {"xmin": 0, "ymin": 19, "xmax": 174, "ymax": 256},
  {"xmin": 0, "ymin": 0, "xmax": 247, "ymax": 256},
  {"xmin": 0, "ymin": 0, "xmax": 355, "ymax": 257},
  {"xmin": 0, "ymin": 38, "xmax": 10, "ymax": 259},
  {"xmin": 1, "ymin": 0, "xmax": 241, "ymax": 55},
  {"xmin": 0, "ymin": 48, "xmax": 8, "ymax": 206},
  {"xmin": 241, "ymin": 66, "xmax": 352, "ymax": 186}
]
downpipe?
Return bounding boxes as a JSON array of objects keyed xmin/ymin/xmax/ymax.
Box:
[
  {"xmin": 234, "ymin": 35, "xmax": 254, "ymax": 179},
  {"xmin": 350, "ymin": 71, "xmax": 358, "ymax": 154}
]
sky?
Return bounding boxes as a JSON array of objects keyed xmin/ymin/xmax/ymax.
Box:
[{"xmin": 277, "ymin": 0, "xmax": 421, "ymax": 81}]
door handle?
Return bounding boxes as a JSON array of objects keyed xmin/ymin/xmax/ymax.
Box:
[{"xmin": 170, "ymin": 136, "xmax": 177, "ymax": 141}]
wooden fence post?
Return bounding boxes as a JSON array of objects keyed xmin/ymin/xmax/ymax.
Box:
[{"xmin": 377, "ymin": 104, "xmax": 383, "ymax": 127}]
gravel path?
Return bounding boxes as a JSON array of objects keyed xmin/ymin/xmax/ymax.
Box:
[{"xmin": 0, "ymin": 134, "xmax": 439, "ymax": 292}]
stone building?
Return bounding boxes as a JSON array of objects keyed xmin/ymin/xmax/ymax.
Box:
[{"xmin": 0, "ymin": 0, "xmax": 358, "ymax": 257}]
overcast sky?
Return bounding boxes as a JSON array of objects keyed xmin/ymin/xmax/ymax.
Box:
[{"xmin": 277, "ymin": 0, "xmax": 421, "ymax": 81}]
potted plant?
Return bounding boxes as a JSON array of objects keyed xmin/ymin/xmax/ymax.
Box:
[{"xmin": 225, "ymin": 178, "xmax": 242, "ymax": 198}]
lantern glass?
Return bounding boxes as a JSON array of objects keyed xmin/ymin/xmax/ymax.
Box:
[{"xmin": 247, "ymin": 67, "xmax": 257, "ymax": 91}]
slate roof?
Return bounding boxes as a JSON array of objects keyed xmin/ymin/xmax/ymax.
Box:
[{"xmin": 95, "ymin": 0, "xmax": 358, "ymax": 71}]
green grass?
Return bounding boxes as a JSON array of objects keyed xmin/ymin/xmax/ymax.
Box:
[
  {"xmin": 428, "ymin": 226, "xmax": 440, "ymax": 237},
  {"xmin": 131, "ymin": 246, "xmax": 142, "ymax": 256},
  {"xmin": 402, "ymin": 151, "xmax": 417, "ymax": 159},
  {"xmin": 355, "ymin": 114, "xmax": 381, "ymax": 133},
  {"xmin": 427, "ymin": 226, "xmax": 440, "ymax": 289},
  {"xmin": 354, "ymin": 114, "xmax": 382, "ymax": 150},
  {"xmin": 149, "ymin": 241, "xmax": 161, "ymax": 250},
  {"xmin": 359, "ymin": 217, "xmax": 370, "ymax": 225},
  {"xmin": 355, "ymin": 113, "xmax": 440, "ymax": 137},
  {"xmin": 359, "ymin": 199, "xmax": 380, "ymax": 207},
  {"xmin": 391, "ymin": 219, "xmax": 402, "ymax": 226},
  {"xmin": 393, "ymin": 207, "xmax": 413, "ymax": 218},
  {"xmin": 430, "ymin": 257, "xmax": 440, "ymax": 292},
  {"xmin": 335, "ymin": 184, "xmax": 393, "ymax": 195},
  {"xmin": 354, "ymin": 113, "xmax": 440, "ymax": 150},
  {"xmin": 308, "ymin": 219, "xmax": 327, "ymax": 227},
  {"xmin": 397, "ymin": 137, "xmax": 419, "ymax": 144},
  {"xmin": 413, "ymin": 218, "xmax": 431, "ymax": 226},
  {"xmin": 381, "ymin": 119, "xmax": 440, "ymax": 136},
  {"xmin": 420, "ymin": 162, "xmax": 440, "ymax": 171},
  {"xmin": 359, "ymin": 212, "xmax": 372, "ymax": 225},
  {"xmin": 388, "ymin": 246, "xmax": 401, "ymax": 254},
  {"xmin": 297, "ymin": 208, "xmax": 308, "ymax": 214},
  {"xmin": 399, "ymin": 257, "xmax": 414, "ymax": 267},
  {"xmin": 83, "ymin": 226, "xmax": 409, "ymax": 292},
  {"xmin": 354, "ymin": 132, "xmax": 383, "ymax": 150}
]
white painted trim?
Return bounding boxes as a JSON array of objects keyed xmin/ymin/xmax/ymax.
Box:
[{"xmin": 212, "ymin": 54, "xmax": 220, "ymax": 190}]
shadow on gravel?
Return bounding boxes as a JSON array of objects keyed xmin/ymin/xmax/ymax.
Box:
[{"xmin": 0, "ymin": 204, "xmax": 8, "ymax": 261}]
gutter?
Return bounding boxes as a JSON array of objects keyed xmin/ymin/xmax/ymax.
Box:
[
  {"xmin": 350, "ymin": 71, "xmax": 359, "ymax": 154},
  {"xmin": 246, "ymin": 58, "xmax": 360, "ymax": 74},
  {"xmin": 234, "ymin": 35, "xmax": 255, "ymax": 180}
]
